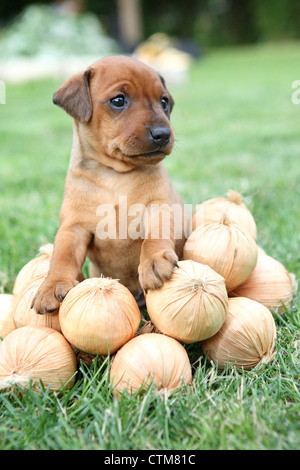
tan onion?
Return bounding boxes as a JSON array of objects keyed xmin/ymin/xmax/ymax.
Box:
[
  {"xmin": 145, "ymin": 260, "xmax": 228, "ymax": 343},
  {"xmin": 0, "ymin": 326, "xmax": 77, "ymax": 391},
  {"xmin": 183, "ymin": 215, "xmax": 258, "ymax": 291},
  {"xmin": 13, "ymin": 275, "xmax": 61, "ymax": 332},
  {"xmin": 59, "ymin": 277, "xmax": 141, "ymax": 355},
  {"xmin": 110, "ymin": 333, "xmax": 192, "ymax": 396},
  {"xmin": 230, "ymin": 248, "xmax": 297, "ymax": 314},
  {"xmin": 201, "ymin": 297, "xmax": 277, "ymax": 370},
  {"xmin": 0, "ymin": 294, "xmax": 16, "ymax": 340},
  {"xmin": 13, "ymin": 244, "xmax": 53, "ymax": 296},
  {"xmin": 192, "ymin": 190, "xmax": 257, "ymax": 240}
]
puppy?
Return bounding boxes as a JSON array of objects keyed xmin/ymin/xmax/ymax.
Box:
[{"xmin": 32, "ymin": 55, "xmax": 190, "ymax": 314}]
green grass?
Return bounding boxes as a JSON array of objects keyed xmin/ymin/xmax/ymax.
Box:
[{"xmin": 0, "ymin": 43, "xmax": 300, "ymax": 450}]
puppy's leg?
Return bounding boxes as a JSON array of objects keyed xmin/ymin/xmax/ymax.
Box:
[
  {"xmin": 32, "ymin": 224, "xmax": 91, "ymax": 314},
  {"xmin": 138, "ymin": 204, "xmax": 179, "ymax": 292}
]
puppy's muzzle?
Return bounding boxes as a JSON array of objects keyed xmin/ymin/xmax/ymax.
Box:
[{"xmin": 150, "ymin": 126, "xmax": 171, "ymax": 146}]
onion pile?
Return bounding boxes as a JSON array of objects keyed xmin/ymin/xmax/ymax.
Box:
[
  {"xmin": 0, "ymin": 188, "xmax": 297, "ymax": 395},
  {"xmin": 179, "ymin": 190, "xmax": 297, "ymax": 371}
]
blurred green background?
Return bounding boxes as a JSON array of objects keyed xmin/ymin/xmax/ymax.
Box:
[{"xmin": 1, "ymin": 0, "xmax": 300, "ymax": 51}]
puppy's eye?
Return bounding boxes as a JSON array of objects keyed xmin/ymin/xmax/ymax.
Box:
[
  {"xmin": 161, "ymin": 97, "xmax": 169, "ymax": 112},
  {"xmin": 110, "ymin": 95, "xmax": 126, "ymax": 108}
]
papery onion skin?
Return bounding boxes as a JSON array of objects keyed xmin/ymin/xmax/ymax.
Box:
[
  {"xmin": 12, "ymin": 244, "xmax": 59, "ymax": 331},
  {"xmin": 0, "ymin": 326, "xmax": 77, "ymax": 391},
  {"xmin": 229, "ymin": 249, "xmax": 297, "ymax": 314},
  {"xmin": 59, "ymin": 277, "xmax": 141, "ymax": 355},
  {"xmin": 192, "ymin": 190, "xmax": 257, "ymax": 240},
  {"xmin": 201, "ymin": 297, "xmax": 277, "ymax": 370},
  {"xmin": 145, "ymin": 260, "xmax": 228, "ymax": 343},
  {"xmin": 110, "ymin": 333, "xmax": 192, "ymax": 396},
  {"xmin": 0, "ymin": 294, "xmax": 16, "ymax": 340},
  {"xmin": 13, "ymin": 276, "xmax": 61, "ymax": 332},
  {"xmin": 183, "ymin": 219, "xmax": 258, "ymax": 291},
  {"xmin": 13, "ymin": 244, "xmax": 53, "ymax": 296}
]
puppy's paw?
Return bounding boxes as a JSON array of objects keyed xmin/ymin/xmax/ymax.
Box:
[
  {"xmin": 138, "ymin": 249, "xmax": 178, "ymax": 292},
  {"xmin": 31, "ymin": 278, "xmax": 79, "ymax": 314}
]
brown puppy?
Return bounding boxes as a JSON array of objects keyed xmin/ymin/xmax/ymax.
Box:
[{"xmin": 32, "ymin": 55, "xmax": 190, "ymax": 314}]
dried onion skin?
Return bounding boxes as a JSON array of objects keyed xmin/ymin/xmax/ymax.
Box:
[
  {"xmin": 13, "ymin": 275, "xmax": 61, "ymax": 332},
  {"xmin": 110, "ymin": 333, "xmax": 192, "ymax": 396},
  {"xmin": 201, "ymin": 297, "xmax": 277, "ymax": 370},
  {"xmin": 145, "ymin": 260, "xmax": 228, "ymax": 343},
  {"xmin": 183, "ymin": 217, "xmax": 258, "ymax": 291},
  {"xmin": 192, "ymin": 190, "xmax": 257, "ymax": 240},
  {"xmin": 0, "ymin": 326, "xmax": 77, "ymax": 391},
  {"xmin": 59, "ymin": 277, "xmax": 141, "ymax": 355},
  {"xmin": 13, "ymin": 244, "xmax": 53, "ymax": 296},
  {"xmin": 229, "ymin": 249, "xmax": 297, "ymax": 314}
]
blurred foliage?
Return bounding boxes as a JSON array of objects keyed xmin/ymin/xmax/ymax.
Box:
[
  {"xmin": 253, "ymin": 0, "xmax": 300, "ymax": 41},
  {"xmin": 0, "ymin": 3, "xmax": 119, "ymax": 58},
  {"xmin": 0, "ymin": 0, "xmax": 300, "ymax": 51},
  {"xmin": 135, "ymin": 0, "xmax": 300, "ymax": 47}
]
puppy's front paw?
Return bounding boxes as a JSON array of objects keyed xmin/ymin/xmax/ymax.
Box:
[
  {"xmin": 31, "ymin": 278, "xmax": 79, "ymax": 314},
  {"xmin": 138, "ymin": 249, "xmax": 178, "ymax": 292}
]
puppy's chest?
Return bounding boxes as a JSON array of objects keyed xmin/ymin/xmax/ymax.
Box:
[
  {"xmin": 69, "ymin": 166, "xmax": 168, "ymax": 239},
  {"xmin": 94, "ymin": 190, "xmax": 148, "ymax": 242},
  {"xmin": 88, "ymin": 164, "xmax": 153, "ymax": 208}
]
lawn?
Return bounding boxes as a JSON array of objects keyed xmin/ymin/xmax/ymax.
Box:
[{"xmin": 0, "ymin": 43, "xmax": 299, "ymax": 451}]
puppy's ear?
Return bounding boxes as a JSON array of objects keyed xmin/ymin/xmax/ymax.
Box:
[
  {"xmin": 159, "ymin": 74, "xmax": 174, "ymax": 114},
  {"xmin": 53, "ymin": 67, "xmax": 93, "ymax": 123}
]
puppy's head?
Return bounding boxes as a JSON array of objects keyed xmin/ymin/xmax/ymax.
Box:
[{"xmin": 53, "ymin": 55, "xmax": 175, "ymax": 168}]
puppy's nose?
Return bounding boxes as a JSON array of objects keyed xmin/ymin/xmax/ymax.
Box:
[{"xmin": 150, "ymin": 127, "xmax": 171, "ymax": 145}]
